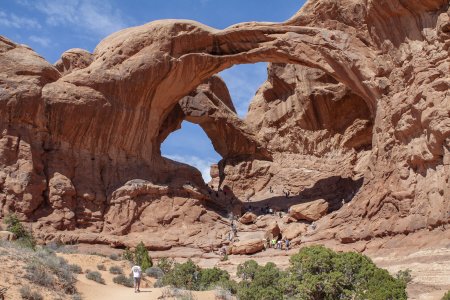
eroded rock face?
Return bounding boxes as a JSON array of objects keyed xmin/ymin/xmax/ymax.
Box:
[
  {"xmin": 289, "ymin": 200, "xmax": 329, "ymax": 222},
  {"xmin": 0, "ymin": 0, "xmax": 448, "ymax": 252}
]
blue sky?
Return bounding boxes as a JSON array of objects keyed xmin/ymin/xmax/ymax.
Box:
[{"xmin": 0, "ymin": 0, "xmax": 304, "ymax": 181}]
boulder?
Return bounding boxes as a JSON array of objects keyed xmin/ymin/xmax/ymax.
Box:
[
  {"xmin": 230, "ymin": 239, "xmax": 264, "ymax": 255},
  {"xmin": 289, "ymin": 200, "xmax": 329, "ymax": 221},
  {"xmin": 0, "ymin": 231, "xmax": 16, "ymax": 241},
  {"xmin": 264, "ymin": 221, "xmax": 280, "ymax": 239},
  {"xmin": 282, "ymin": 223, "xmax": 308, "ymax": 240},
  {"xmin": 239, "ymin": 212, "xmax": 257, "ymax": 224}
]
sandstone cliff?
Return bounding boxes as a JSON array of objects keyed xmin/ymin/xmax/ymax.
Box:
[{"xmin": 0, "ymin": 0, "xmax": 448, "ymax": 251}]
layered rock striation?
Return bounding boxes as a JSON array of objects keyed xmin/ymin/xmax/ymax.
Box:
[{"xmin": 0, "ymin": 0, "xmax": 448, "ymax": 250}]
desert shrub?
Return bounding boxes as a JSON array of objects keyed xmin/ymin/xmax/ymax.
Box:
[
  {"xmin": 161, "ymin": 287, "xmax": 196, "ymax": 299},
  {"xmin": 86, "ymin": 271, "xmax": 105, "ymax": 284},
  {"xmin": 235, "ymin": 245, "xmax": 407, "ymax": 300},
  {"xmin": 4, "ymin": 214, "xmax": 36, "ymax": 250},
  {"xmin": 109, "ymin": 253, "xmax": 119, "ymax": 261},
  {"xmin": 134, "ymin": 241, "xmax": 153, "ymax": 270},
  {"xmin": 157, "ymin": 257, "xmax": 174, "ymax": 274},
  {"xmin": 69, "ymin": 264, "xmax": 82, "ymax": 274},
  {"xmin": 97, "ymin": 264, "xmax": 106, "ymax": 271},
  {"xmin": 198, "ymin": 267, "xmax": 230, "ymax": 291},
  {"xmin": 396, "ymin": 269, "xmax": 413, "ymax": 284},
  {"xmin": 161, "ymin": 259, "xmax": 233, "ymax": 292},
  {"xmin": 72, "ymin": 294, "xmax": 83, "ymax": 300},
  {"xmin": 280, "ymin": 246, "xmax": 406, "ymax": 300},
  {"xmin": 145, "ymin": 266, "xmax": 164, "ymax": 279},
  {"xmin": 45, "ymin": 241, "xmax": 77, "ymax": 254},
  {"xmin": 122, "ymin": 247, "xmax": 133, "ymax": 261},
  {"xmin": 113, "ymin": 274, "xmax": 134, "ymax": 287},
  {"xmin": 109, "ymin": 265, "xmax": 123, "ymax": 275},
  {"xmin": 237, "ymin": 261, "xmax": 284, "ymax": 300},
  {"xmin": 214, "ymin": 286, "xmax": 233, "ymax": 300},
  {"xmin": 20, "ymin": 285, "xmax": 43, "ymax": 300},
  {"xmin": 25, "ymin": 260, "xmax": 55, "ymax": 287},
  {"xmin": 161, "ymin": 259, "xmax": 200, "ymax": 290},
  {"xmin": 442, "ymin": 290, "xmax": 450, "ymax": 300},
  {"xmin": 24, "ymin": 249, "xmax": 77, "ymax": 294}
]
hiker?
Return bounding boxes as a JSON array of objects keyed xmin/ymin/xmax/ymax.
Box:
[
  {"xmin": 268, "ymin": 207, "xmax": 273, "ymax": 215},
  {"xmin": 271, "ymin": 238, "xmax": 277, "ymax": 248},
  {"xmin": 269, "ymin": 186, "xmax": 273, "ymax": 193},
  {"xmin": 131, "ymin": 264, "xmax": 142, "ymax": 293},
  {"xmin": 285, "ymin": 238, "xmax": 290, "ymax": 251},
  {"xmin": 277, "ymin": 239, "xmax": 282, "ymax": 250}
]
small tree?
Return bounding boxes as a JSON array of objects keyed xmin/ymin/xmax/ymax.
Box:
[
  {"xmin": 442, "ymin": 290, "xmax": 450, "ymax": 300},
  {"xmin": 157, "ymin": 257, "xmax": 174, "ymax": 274},
  {"xmin": 122, "ymin": 247, "xmax": 133, "ymax": 261},
  {"xmin": 134, "ymin": 241, "xmax": 153, "ymax": 270},
  {"xmin": 4, "ymin": 214, "xmax": 36, "ymax": 250}
]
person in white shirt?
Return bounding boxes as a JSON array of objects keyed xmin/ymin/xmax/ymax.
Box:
[{"xmin": 131, "ymin": 265, "xmax": 142, "ymax": 293}]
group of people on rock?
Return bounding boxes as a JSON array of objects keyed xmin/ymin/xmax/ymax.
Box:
[{"xmin": 264, "ymin": 236, "xmax": 290, "ymax": 251}]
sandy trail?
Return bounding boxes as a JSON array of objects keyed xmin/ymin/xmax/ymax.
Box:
[{"xmin": 63, "ymin": 253, "xmax": 215, "ymax": 300}]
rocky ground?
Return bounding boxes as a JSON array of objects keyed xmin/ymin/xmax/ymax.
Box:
[{"xmin": 1, "ymin": 230, "xmax": 449, "ymax": 300}]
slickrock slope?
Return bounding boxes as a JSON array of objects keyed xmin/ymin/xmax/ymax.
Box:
[{"xmin": 0, "ymin": 0, "xmax": 449, "ymax": 254}]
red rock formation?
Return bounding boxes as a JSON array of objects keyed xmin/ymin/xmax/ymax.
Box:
[{"xmin": 0, "ymin": 0, "xmax": 448, "ymax": 252}]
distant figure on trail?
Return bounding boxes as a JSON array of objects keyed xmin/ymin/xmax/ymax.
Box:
[
  {"xmin": 277, "ymin": 239, "xmax": 282, "ymax": 250},
  {"xmin": 283, "ymin": 189, "xmax": 290, "ymax": 198},
  {"xmin": 269, "ymin": 186, "xmax": 273, "ymax": 193},
  {"xmin": 271, "ymin": 238, "xmax": 277, "ymax": 248},
  {"xmin": 285, "ymin": 238, "xmax": 290, "ymax": 251},
  {"xmin": 131, "ymin": 265, "xmax": 142, "ymax": 293}
]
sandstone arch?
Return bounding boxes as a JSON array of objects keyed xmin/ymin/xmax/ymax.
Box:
[{"xmin": 0, "ymin": 0, "xmax": 448, "ymax": 251}]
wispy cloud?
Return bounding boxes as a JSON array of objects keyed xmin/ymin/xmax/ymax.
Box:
[
  {"xmin": 29, "ymin": 35, "xmax": 52, "ymax": 47},
  {"xmin": 15, "ymin": 0, "xmax": 131, "ymax": 37},
  {"xmin": 165, "ymin": 154, "xmax": 215, "ymax": 183},
  {"xmin": 0, "ymin": 10, "xmax": 41, "ymax": 29},
  {"xmin": 219, "ymin": 62, "xmax": 268, "ymax": 118}
]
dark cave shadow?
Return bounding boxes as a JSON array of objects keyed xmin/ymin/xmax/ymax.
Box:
[{"xmin": 203, "ymin": 176, "xmax": 364, "ymax": 218}]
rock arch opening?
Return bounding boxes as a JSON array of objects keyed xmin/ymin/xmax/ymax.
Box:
[
  {"xmin": 219, "ymin": 62, "xmax": 268, "ymax": 118},
  {"xmin": 161, "ymin": 121, "xmax": 221, "ymax": 183}
]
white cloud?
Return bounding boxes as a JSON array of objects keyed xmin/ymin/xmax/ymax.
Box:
[
  {"xmin": 164, "ymin": 154, "xmax": 215, "ymax": 183},
  {"xmin": 16, "ymin": 0, "xmax": 131, "ymax": 37},
  {"xmin": 0, "ymin": 10, "xmax": 41, "ymax": 29},
  {"xmin": 29, "ymin": 35, "xmax": 51, "ymax": 47}
]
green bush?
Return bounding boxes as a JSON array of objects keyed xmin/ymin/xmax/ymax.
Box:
[
  {"xmin": 20, "ymin": 285, "xmax": 43, "ymax": 300},
  {"xmin": 146, "ymin": 266, "xmax": 164, "ymax": 279},
  {"xmin": 4, "ymin": 214, "xmax": 36, "ymax": 250},
  {"xmin": 113, "ymin": 274, "xmax": 134, "ymax": 287},
  {"xmin": 161, "ymin": 259, "xmax": 200, "ymax": 290},
  {"xmin": 161, "ymin": 259, "xmax": 233, "ymax": 292},
  {"xmin": 237, "ymin": 261, "xmax": 284, "ymax": 300},
  {"xmin": 109, "ymin": 265, "xmax": 123, "ymax": 275},
  {"xmin": 134, "ymin": 241, "xmax": 153, "ymax": 270},
  {"xmin": 122, "ymin": 248, "xmax": 133, "ymax": 261},
  {"xmin": 86, "ymin": 271, "xmax": 105, "ymax": 284},
  {"xmin": 198, "ymin": 267, "xmax": 230, "ymax": 291},
  {"xmin": 236, "ymin": 245, "xmax": 407, "ymax": 300},
  {"xmin": 442, "ymin": 290, "xmax": 450, "ymax": 300},
  {"xmin": 396, "ymin": 269, "xmax": 412, "ymax": 284},
  {"xmin": 157, "ymin": 257, "xmax": 174, "ymax": 274},
  {"xmin": 97, "ymin": 264, "xmax": 106, "ymax": 271}
]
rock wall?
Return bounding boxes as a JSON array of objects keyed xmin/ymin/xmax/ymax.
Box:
[{"xmin": 0, "ymin": 0, "xmax": 448, "ymax": 250}]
